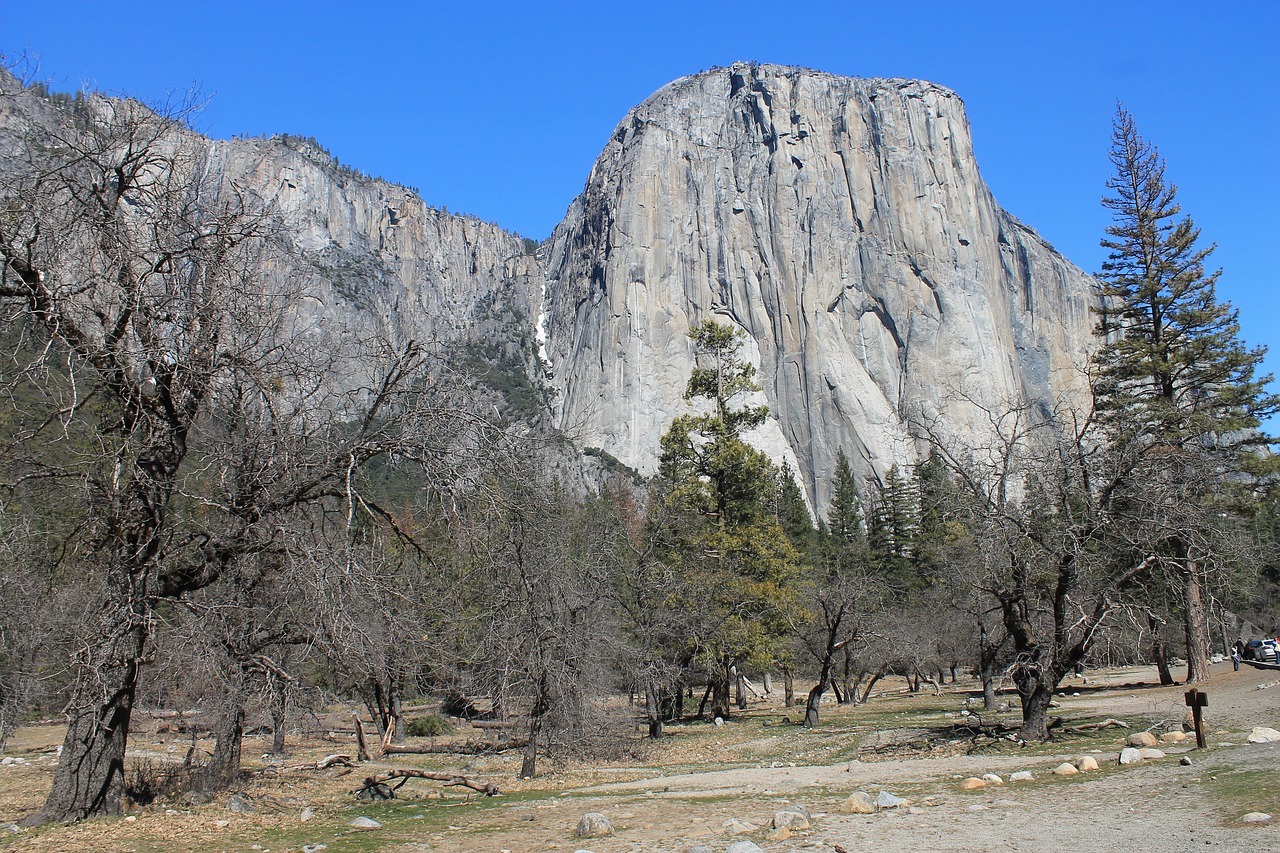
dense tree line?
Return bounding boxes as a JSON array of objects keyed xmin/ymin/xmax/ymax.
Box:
[{"xmin": 0, "ymin": 76, "xmax": 1275, "ymax": 824}]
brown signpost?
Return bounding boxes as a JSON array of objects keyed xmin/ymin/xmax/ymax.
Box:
[{"xmin": 1184, "ymin": 689, "xmax": 1208, "ymax": 749}]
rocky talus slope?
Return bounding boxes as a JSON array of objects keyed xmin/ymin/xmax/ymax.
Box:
[{"xmin": 541, "ymin": 63, "xmax": 1099, "ymax": 507}]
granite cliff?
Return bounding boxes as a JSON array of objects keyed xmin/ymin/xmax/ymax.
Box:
[{"xmin": 541, "ymin": 63, "xmax": 1099, "ymax": 509}]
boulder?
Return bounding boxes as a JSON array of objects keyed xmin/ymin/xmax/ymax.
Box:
[
  {"xmin": 1118, "ymin": 748, "xmax": 1143, "ymax": 765},
  {"xmin": 1159, "ymin": 731, "xmax": 1188, "ymax": 744},
  {"xmin": 959, "ymin": 777, "xmax": 986, "ymax": 790},
  {"xmin": 348, "ymin": 816, "xmax": 382, "ymax": 829},
  {"xmin": 1239, "ymin": 812, "xmax": 1273, "ymax": 824},
  {"xmin": 843, "ymin": 792, "xmax": 875, "ymax": 814},
  {"xmin": 981, "ymin": 773, "xmax": 1004, "ymax": 785},
  {"xmin": 1247, "ymin": 727, "xmax": 1280, "ymax": 743},
  {"xmin": 574, "ymin": 813, "xmax": 615, "ymax": 838},
  {"xmin": 772, "ymin": 808, "xmax": 810, "ymax": 830},
  {"xmin": 1136, "ymin": 748, "xmax": 1166, "ymax": 760},
  {"xmin": 766, "ymin": 826, "xmax": 792, "ymax": 841},
  {"xmin": 875, "ymin": 791, "xmax": 909, "ymax": 810},
  {"xmin": 1074, "ymin": 756, "xmax": 1100, "ymax": 772},
  {"xmin": 1052, "ymin": 763, "xmax": 1079, "ymax": 776},
  {"xmin": 727, "ymin": 843, "xmax": 766, "ymax": 853},
  {"xmin": 1009, "ymin": 771, "xmax": 1035, "ymax": 782},
  {"xmin": 1126, "ymin": 731, "xmax": 1158, "ymax": 748}
]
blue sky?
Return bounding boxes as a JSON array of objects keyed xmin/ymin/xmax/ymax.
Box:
[{"xmin": 3, "ymin": 1, "xmax": 1277, "ymax": 391}]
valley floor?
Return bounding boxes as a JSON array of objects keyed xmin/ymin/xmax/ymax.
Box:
[{"xmin": 2, "ymin": 661, "xmax": 1278, "ymax": 852}]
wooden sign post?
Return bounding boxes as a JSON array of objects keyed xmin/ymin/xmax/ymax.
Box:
[{"xmin": 1184, "ymin": 689, "xmax": 1208, "ymax": 749}]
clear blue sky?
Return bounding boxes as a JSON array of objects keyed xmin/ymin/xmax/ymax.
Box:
[{"xmin": 3, "ymin": 1, "xmax": 1277, "ymax": 392}]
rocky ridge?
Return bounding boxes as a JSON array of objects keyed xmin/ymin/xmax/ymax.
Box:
[{"xmin": 2, "ymin": 63, "xmax": 1102, "ymax": 512}]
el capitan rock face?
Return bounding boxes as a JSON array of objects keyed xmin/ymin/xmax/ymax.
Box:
[
  {"xmin": 540, "ymin": 63, "xmax": 1098, "ymax": 508},
  {"xmin": 1, "ymin": 64, "xmax": 1101, "ymax": 513}
]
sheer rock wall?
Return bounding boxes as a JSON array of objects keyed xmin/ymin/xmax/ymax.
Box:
[{"xmin": 541, "ymin": 63, "xmax": 1099, "ymax": 508}]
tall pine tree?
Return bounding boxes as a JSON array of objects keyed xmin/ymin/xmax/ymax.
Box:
[{"xmin": 1095, "ymin": 105, "xmax": 1278, "ymax": 682}]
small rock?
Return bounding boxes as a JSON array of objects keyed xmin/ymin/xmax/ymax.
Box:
[
  {"xmin": 723, "ymin": 818, "xmax": 758, "ymax": 834},
  {"xmin": 572, "ymin": 849, "xmax": 596, "ymax": 853},
  {"xmin": 1118, "ymin": 748, "xmax": 1143, "ymax": 765},
  {"xmin": 1239, "ymin": 812, "xmax": 1274, "ymax": 824},
  {"xmin": 1126, "ymin": 731, "xmax": 1158, "ymax": 748},
  {"xmin": 1159, "ymin": 731, "xmax": 1188, "ymax": 744},
  {"xmin": 1009, "ymin": 771, "xmax": 1035, "ymax": 782},
  {"xmin": 215, "ymin": 820, "xmax": 229, "ymax": 828},
  {"xmin": 981, "ymin": 773, "xmax": 1004, "ymax": 785},
  {"xmin": 1052, "ymin": 763, "xmax": 1079, "ymax": 776},
  {"xmin": 1180, "ymin": 756, "xmax": 1193, "ymax": 766},
  {"xmin": 1074, "ymin": 756, "xmax": 1099, "ymax": 772},
  {"xmin": 713, "ymin": 717, "xmax": 724, "ymax": 727},
  {"xmin": 772, "ymin": 808, "xmax": 810, "ymax": 830},
  {"xmin": 1247, "ymin": 727, "xmax": 1280, "ymax": 743},
  {"xmin": 574, "ymin": 813, "xmax": 614, "ymax": 838},
  {"xmin": 766, "ymin": 826, "xmax": 792, "ymax": 841},
  {"xmin": 226, "ymin": 794, "xmax": 256, "ymax": 814},
  {"xmin": 349, "ymin": 816, "xmax": 382, "ymax": 829},
  {"xmin": 689, "ymin": 847, "xmax": 714, "ymax": 853},
  {"xmin": 726, "ymin": 843, "xmax": 765, "ymax": 853},
  {"xmin": 907, "ymin": 806, "xmax": 926, "ymax": 815},
  {"xmin": 842, "ymin": 792, "xmax": 875, "ymax": 814},
  {"xmin": 875, "ymin": 790, "xmax": 908, "ymax": 809},
  {"xmin": 1137, "ymin": 747, "xmax": 1166, "ymax": 760},
  {"xmin": 966, "ymin": 804, "xmax": 989, "ymax": 812},
  {"xmin": 302, "ymin": 845, "xmax": 328, "ymax": 853},
  {"xmin": 300, "ymin": 806, "xmax": 314, "ymax": 822},
  {"xmin": 124, "ymin": 815, "xmax": 137, "ymax": 822},
  {"xmin": 959, "ymin": 777, "xmax": 986, "ymax": 790},
  {"xmin": 0, "ymin": 757, "xmax": 12, "ymax": 766}
]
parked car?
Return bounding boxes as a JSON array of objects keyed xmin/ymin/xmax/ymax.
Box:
[{"xmin": 1244, "ymin": 639, "xmax": 1278, "ymax": 662}]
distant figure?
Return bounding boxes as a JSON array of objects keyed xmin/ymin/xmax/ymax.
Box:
[{"xmin": 1232, "ymin": 639, "xmax": 1245, "ymax": 671}]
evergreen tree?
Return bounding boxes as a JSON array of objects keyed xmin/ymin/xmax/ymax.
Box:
[
  {"xmin": 828, "ymin": 449, "xmax": 863, "ymax": 545},
  {"xmin": 866, "ymin": 464, "xmax": 919, "ymax": 588},
  {"xmin": 1095, "ymin": 105, "xmax": 1277, "ymax": 440},
  {"xmin": 775, "ymin": 459, "xmax": 816, "ymax": 551},
  {"xmin": 655, "ymin": 321, "xmax": 803, "ymax": 716},
  {"xmin": 1094, "ymin": 105, "xmax": 1279, "ymax": 682}
]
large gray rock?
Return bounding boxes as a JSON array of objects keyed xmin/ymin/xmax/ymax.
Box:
[
  {"xmin": 574, "ymin": 812, "xmax": 615, "ymax": 838},
  {"xmin": 542, "ymin": 62, "xmax": 1099, "ymax": 505}
]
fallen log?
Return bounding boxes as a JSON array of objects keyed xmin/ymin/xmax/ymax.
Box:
[
  {"xmin": 1061, "ymin": 718, "xmax": 1130, "ymax": 733},
  {"xmin": 356, "ymin": 769, "xmax": 500, "ymax": 798},
  {"xmin": 280, "ymin": 753, "xmax": 355, "ymax": 768},
  {"xmin": 383, "ymin": 738, "xmax": 529, "ymax": 756}
]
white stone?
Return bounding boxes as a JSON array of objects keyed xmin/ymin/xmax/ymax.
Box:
[
  {"xmin": 1118, "ymin": 748, "xmax": 1143, "ymax": 765},
  {"xmin": 348, "ymin": 817, "xmax": 381, "ymax": 829},
  {"xmin": 1239, "ymin": 812, "xmax": 1273, "ymax": 823},
  {"xmin": 981, "ymin": 773, "xmax": 1004, "ymax": 785},
  {"xmin": 875, "ymin": 791, "xmax": 908, "ymax": 809},
  {"xmin": 1074, "ymin": 756, "xmax": 1099, "ymax": 772},
  {"xmin": 1136, "ymin": 748, "xmax": 1166, "ymax": 760},
  {"xmin": 1052, "ymin": 763, "xmax": 1079, "ymax": 776},
  {"xmin": 1247, "ymin": 726, "xmax": 1280, "ymax": 743},
  {"xmin": 1009, "ymin": 771, "xmax": 1035, "ymax": 782},
  {"xmin": 574, "ymin": 813, "xmax": 614, "ymax": 838}
]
